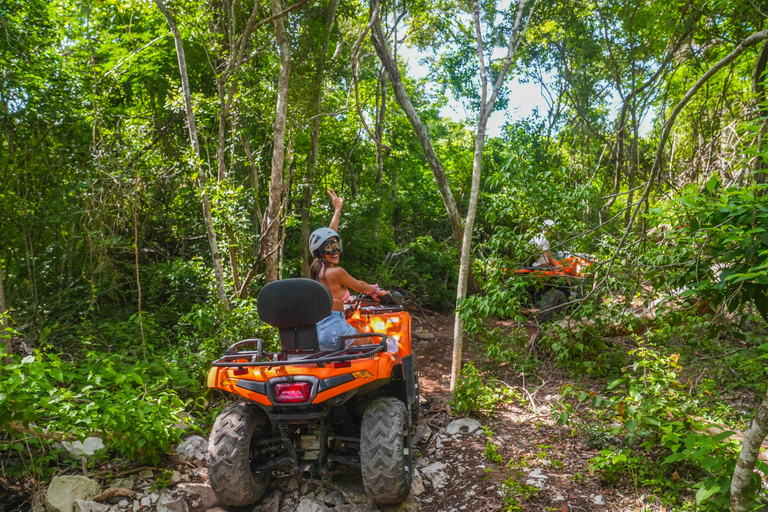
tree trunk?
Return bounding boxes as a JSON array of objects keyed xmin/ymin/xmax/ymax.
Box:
[
  {"xmin": 753, "ymin": 41, "xmax": 768, "ymax": 190},
  {"xmin": 369, "ymin": 1, "xmax": 463, "ymax": 242},
  {"xmin": 731, "ymin": 384, "xmax": 768, "ymax": 512},
  {"xmin": 0, "ymin": 258, "xmax": 10, "ymax": 358},
  {"xmin": 155, "ymin": 0, "xmax": 230, "ymax": 308},
  {"xmin": 375, "ymin": 68, "xmax": 387, "ymax": 192},
  {"xmin": 300, "ymin": 0, "xmax": 340, "ymax": 277},
  {"xmin": 263, "ymin": 0, "xmax": 292, "ymax": 283},
  {"xmin": 450, "ymin": 0, "xmax": 535, "ymax": 393}
]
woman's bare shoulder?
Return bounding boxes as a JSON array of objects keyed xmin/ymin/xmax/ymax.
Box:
[{"xmin": 324, "ymin": 266, "xmax": 350, "ymax": 279}]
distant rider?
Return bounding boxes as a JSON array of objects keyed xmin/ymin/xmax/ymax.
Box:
[{"xmin": 528, "ymin": 219, "xmax": 560, "ymax": 268}]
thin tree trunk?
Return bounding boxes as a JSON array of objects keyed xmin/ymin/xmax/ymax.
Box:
[
  {"xmin": 450, "ymin": 0, "xmax": 537, "ymax": 393},
  {"xmin": 133, "ymin": 194, "xmax": 147, "ymax": 363},
  {"xmin": 753, "ymin": 41, "xmax": 768, "ymax": 190},
  {"xmin": 375, "ymin": 68, "xmax": 387, "ymax": 191},
  {"xmin": 301, "ymin": 0, "xmax": 340, "ymax": 277},
  {"xmin": 731, "ymin": 385, "xmax": 768, "ymax": 512},
  {"xmin": 155, "ymin": 0, "xmax": 230, "ymax": 308},
  {"xmin": 370, "ymin": 0, "xmax": 463, "ymax": 241},
  {"xmin": 263, "ymin": 0, "xmax": 292, "ymax": 283},
  {"xmin": 0, "ymin": 258, "xmax": 9, "ymax": 358}
]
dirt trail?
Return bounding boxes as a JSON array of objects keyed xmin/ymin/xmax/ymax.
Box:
[{"xmin": 410, "ymin": 311, "xmax": 644, "ymax": 512}]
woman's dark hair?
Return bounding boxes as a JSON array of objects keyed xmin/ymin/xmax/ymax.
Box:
[{"xmin": 310, "ymin": 255, "xmax": 327, "ymax": 282}]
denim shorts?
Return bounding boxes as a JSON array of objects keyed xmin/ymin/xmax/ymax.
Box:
[{"xmin": 316, "ymin": 311, "xmax": 357, "ymax": 351}]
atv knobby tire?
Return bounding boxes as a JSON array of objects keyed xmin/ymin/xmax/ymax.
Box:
[
  {"xmin": 208, "ymin": 402, "xmax": 271, "ymax": 507},
  {"xmin": 360, "ymin": 397, "xmax": 412, "ymax": 504},
  {"xmin": 539, "ymin": 289, "xmax": 567, "ymax": 323}
]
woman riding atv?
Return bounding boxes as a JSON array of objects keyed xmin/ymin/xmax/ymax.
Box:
[{"xmin": 309, "ymin": 189, "xmax": 387, "ymax": 350}]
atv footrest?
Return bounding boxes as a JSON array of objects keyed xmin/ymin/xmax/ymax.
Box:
[
  {"xmin": 328, "ymin": 454, "xmax": 361, "ymax": 468},
  {"xmin": 252, "ymin": 455, "xmax": 293, "ymax": 472}
]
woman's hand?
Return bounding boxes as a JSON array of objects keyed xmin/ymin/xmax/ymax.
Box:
[{"xmin": 328, "ymin": 189, "xmax": 344, "ymax": 212}]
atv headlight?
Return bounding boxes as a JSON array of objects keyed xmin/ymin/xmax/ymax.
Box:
[{"xmin": 370, "ymin": 316, "xmax": 387, "ymax": 333}]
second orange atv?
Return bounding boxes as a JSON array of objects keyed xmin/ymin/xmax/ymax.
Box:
[
  {"xmin": 510, "ymin": 253, "xmax": 593, "ymax": 322},
  {"xmin": 205, "ymin": 278, "xmax": 419, "ymax": 506}
]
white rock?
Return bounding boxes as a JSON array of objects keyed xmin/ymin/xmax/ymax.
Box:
[
  {"xmin": 295, "ymin": 497, "xmax": 332, "ymax": 512},
  {"xmin": 157, "ymin": 498, "xmax": 189, "ymax": 512},
  {"xmin": 140, "ymin": 497, "xmax": 151, "ymax": 507},
  {"xmin": 525, "ymin": 468, "xmax": 549, "ymax": 488},
  {"xmin": 73, "ymin": 500, "xmax": 110, "ymax": 512},
  {"xmin": 117, "ymin": 501, "xmax": 129, "ymax": 509},
  {"xmin": 176, "ymin": 482, "xmax": 218, "ymax": 510},
  {"xmin": 593, "ymin": 495, "xmax": 605, "ymax": 505},
  {"xmin": 61, "ymin": 438, "xmax": 105, "ymax": 458},
  {"xmin": 109, "ymin": 478, "xmax": 135, "ymax": 490},
  {"xmin": 46, "ymin": 476, "xmax": 101, "ymax": 512},
  {"xmin": 176, "ymin": 435, "xmax": 208, "ymax": 462},
  {"xmin": 379, "ymin": 493, "xmax": 421, "ymax": 512},
  {"xmin": 421, "ymin": 461, "xmax": 450, "ymax": 489},
  {"xmin": 410, "ymin": 470, "xmax": 426, "ymax": 496},
  {"xmin": 445, "ymin": 418, "xmax": 482, "ymax": 435}
]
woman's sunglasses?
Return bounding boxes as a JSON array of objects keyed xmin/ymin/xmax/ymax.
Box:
[{"xmin": 322, "ymin": 240, "xmax": 341, "ymax": 255}]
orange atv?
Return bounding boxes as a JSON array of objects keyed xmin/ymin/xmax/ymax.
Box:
[
  {"xmin": 511, "ymin": 253, "xmax": 592, "ymax": 322},
  {"xmin": 205, "ymin": 278, "xmax": 418, "ymax": 507}
]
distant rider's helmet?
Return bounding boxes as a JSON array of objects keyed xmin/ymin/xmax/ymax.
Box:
[
  {"xmin": 309, "ymin": 227, "xmax": 342, "ymax": 259},
  {"xmin": 543, "ymin": 219, "xmax": 555, "ymax": 228}
]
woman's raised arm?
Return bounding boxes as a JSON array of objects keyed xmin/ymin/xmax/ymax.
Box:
[{"xmin": 327, "ymin": 189, "xmax": 343, "ymax": 232}]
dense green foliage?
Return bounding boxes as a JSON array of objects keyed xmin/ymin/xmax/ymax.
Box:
[{"xmin": 2, "ymin": 0, "xmax": 768, "ymax": 508}]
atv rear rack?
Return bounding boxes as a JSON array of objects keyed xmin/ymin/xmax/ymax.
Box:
[{"xmin": 211, "ymin": 334, "xmax": 388, "ymax": 368}]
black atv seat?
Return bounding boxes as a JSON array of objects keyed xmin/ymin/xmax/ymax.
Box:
[{"xmin": 257, "ymin": 278, "xmax": 332, "ymax": 352}]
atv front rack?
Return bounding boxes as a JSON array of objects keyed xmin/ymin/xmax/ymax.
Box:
[{"xmin": 211, "ymin": 334, "xmax": 387, "ymax": 368}]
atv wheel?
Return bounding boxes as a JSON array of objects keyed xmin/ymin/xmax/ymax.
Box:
[
  {"xmin": 539, "ymin": 289, "xmax": 567, "ymax": 323},
  {"xmin": 360, "ymin": 397, "xmax": 412, "ymax": 504},
  {"xmin": 208, "ymin": 402, "xmax": 272, "ymax": 507}
]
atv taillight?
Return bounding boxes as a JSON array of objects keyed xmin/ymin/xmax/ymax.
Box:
[{"xmin": 274, "ymin": 382, "xmax": 311, "ymax": 403}]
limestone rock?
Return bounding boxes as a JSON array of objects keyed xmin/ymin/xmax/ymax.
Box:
[
  {"xmin": 73, "ymin": 500, "xmax": 110, "ymax": 512},
  {"xmin": 335, "ymin": 505, "xmax": 372, "ymax": 512},
  {"xmin": 295, "ymin": 497, "xmax": 332, "ymax": 512},
  {"xmin": 175, "ymin": 435, "xmax": 208, "ymax": 462},
  {"xmin": 380, "ymin": 493, "xmax": 421, "ymax": 512},
  {"xmin": 176, "ymin": 482, "xmax": 217, "ymax": 511},
  {"xmin": 412, "ymin": 422, "xmax": 432, "ymax": 445},
  {"xmin": 322, "ymin": 490, "xmax": 345, "ymax": 507},
  {"xmin": 253, "ymin": 491, "xmax": 281, "ymax": 512},
  {"xmin": 420, "ymin": 461, "xmax": 449, "ymax": 490},
  {"xmin": 109, "ymin": 477, "xmax": 135, "ymax": 490},
  {"xmin": 46, "ymin": 476, "xmax": 101, "ymax": 512},
  {"xmin": 138, "ymin": 469, "xmax": 154, "ymax": 480},
  {"xmin": 410, "ymin": 470, "xmax": 426, "ymax": 496},
  {"xmin": 525, "ymin": 468, "xmax": 548, "ymax": 489},
  {"xmin": 445, "ymin": 418, "xmax": 481, "ymax": 436},
  {"xmin": 157, "ymin": 492, "xmax": 189, "ymax": 512}
]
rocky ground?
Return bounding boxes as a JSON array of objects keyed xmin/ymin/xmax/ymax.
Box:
[{"xmin": 6, "ymin": 311, "xmax": 665, "ymax": 512}]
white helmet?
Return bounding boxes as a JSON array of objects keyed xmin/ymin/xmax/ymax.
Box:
[
  {"xmin": 309, "ymin": 227, "xmax": 341, "ymax": 256},
  {"xmin": 543, "ymin": 219, "xmax": 555, "ymax": 228}
]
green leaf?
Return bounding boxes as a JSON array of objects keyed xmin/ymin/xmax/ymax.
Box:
[
  {"xmin": 695, "ymin": 484, "xmax": 720, "ymax": 504},
  {"xmin": 713, "ymin": 430, "xmax": 735, "ymax": 442}
]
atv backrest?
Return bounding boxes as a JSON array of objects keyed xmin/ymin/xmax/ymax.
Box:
[{"xmin": 257, "ymin": 278, "xmax": 333, "ymax": 352}]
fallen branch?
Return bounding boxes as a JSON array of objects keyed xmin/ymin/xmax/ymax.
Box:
[{"xmin": 91, "ymin": 488, "xmax": 136, "ymax": 503}]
